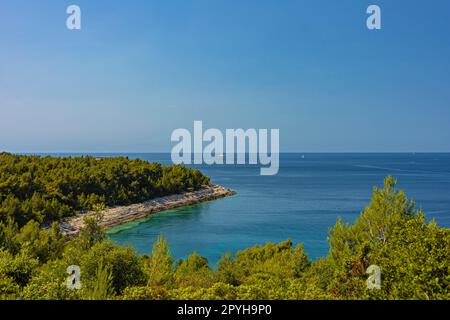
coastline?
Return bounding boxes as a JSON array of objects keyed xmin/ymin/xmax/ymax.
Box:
[{"xmin": 59, "ymin": 185, "xmax": 236, "ymax": 236}]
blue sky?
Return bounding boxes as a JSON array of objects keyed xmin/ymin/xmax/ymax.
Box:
[{"xmin": 1, "ymin": 0, "xmax": 450, "ymax": 152}]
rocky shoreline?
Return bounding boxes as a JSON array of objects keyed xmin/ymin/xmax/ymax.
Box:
[{"xmin": 59, "ymin": 185, "xmax": 236, "ymax": 236}]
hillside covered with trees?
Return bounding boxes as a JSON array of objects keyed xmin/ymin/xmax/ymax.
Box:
[
  {"xmin": 0, "ymin": 176, "xmax": 448, "ymax": 300},
  {"xmin": 0, "ymin": 153, "xmax": 210, "ymax": 227}
]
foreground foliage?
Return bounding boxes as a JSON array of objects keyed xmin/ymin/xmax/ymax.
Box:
[{"xmin": 0, "ymin": 175, "xmax": 448, "ymax": 300}]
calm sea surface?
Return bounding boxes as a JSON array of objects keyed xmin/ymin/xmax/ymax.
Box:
[{"xmin": 58, "ymin": 153, "xmax": 450, "ymax": 266}]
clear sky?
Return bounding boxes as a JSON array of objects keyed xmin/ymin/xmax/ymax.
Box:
[{"xmin": 1, "ymin": 0, "xmax": 450, "ymax": 152}]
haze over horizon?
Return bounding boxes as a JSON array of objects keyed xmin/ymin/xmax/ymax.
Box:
[{"xmin": 1, "ymin": 0, "xmax": 450, "ymax": 153}]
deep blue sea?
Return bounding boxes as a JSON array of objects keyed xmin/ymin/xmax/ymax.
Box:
[{"xmin": 59, "ymin": 153, "xmax": 450, "ymax": 267}]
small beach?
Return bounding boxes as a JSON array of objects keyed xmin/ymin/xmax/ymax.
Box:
[{"xmin": 59, "ymin": 185, "xmax": 235, "ymax": 236}]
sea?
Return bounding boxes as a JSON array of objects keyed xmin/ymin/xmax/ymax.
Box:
[
  {"xmin": 100, "ymin": 153, "xmax": 450, "ymax": 266},
  {"xmin": 44, "ymin": 153, "xmax": 450, "ymax": 267}
]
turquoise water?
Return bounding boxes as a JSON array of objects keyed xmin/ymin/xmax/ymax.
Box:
[{"xmin": 107, "ymin": 153, "xmax": 450, "ymax": 266}]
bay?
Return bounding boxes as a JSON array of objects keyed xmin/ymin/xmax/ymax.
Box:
[{"xmin": 100, "ymin": 153, "xmax": 450, "ymax": 266}]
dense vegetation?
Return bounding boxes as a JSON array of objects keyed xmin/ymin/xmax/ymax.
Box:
[
  {"xmin": 0, "ymin": 174, "xmax": 448, "ymax": 300},
  {"xmin": 0, "ymin": 153, "xmax": 210, "ymax": 227}
]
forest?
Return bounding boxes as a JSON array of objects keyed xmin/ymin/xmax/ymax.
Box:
[
  {"xmin": 0, "ymin": 153, "xmax": 210, "ymax": 227},
  {"xmin": 0, "ymin": 154, "xmax": 448, "ymax": 300}
]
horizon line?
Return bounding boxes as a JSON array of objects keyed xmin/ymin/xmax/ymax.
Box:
[{"xmin": 5, "ymin": 151, "xmax": 450, "ymax": 155}]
